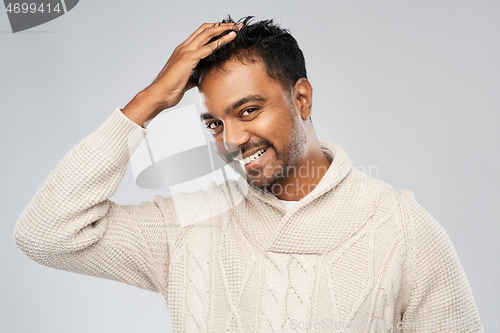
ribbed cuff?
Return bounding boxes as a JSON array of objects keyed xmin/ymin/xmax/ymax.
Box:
[{"xmin": 86, "ymin": 107, "xmax": 148, "ymax": 165}]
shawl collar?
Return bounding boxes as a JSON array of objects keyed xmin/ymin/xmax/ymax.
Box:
[{"xmin": 225, "ymin": 142, "xmax": 391, "ymax": 253}]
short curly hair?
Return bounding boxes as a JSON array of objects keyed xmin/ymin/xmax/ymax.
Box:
[{"xmin": 191, "ymin": 16, "xmax": 307, "ymax": 90}]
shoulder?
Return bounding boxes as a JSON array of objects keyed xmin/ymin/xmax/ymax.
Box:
[
  {"xmin": 396, "ymin": 189, "xmax": 448, "ymax": 241},
  {"xmin": 341, "ymin": 169, "xmax": 445, "ymax": 245},
  {"xmin": 396, "ymin": 190, "xmax": 455, "ymax": 259},
  {"xmin": 367, "ymin": 184, "xmax": 449, "ymax": 246},
  {"xmin": 343, "ymin": 170, "xmax": 442, "ymax": 235}
]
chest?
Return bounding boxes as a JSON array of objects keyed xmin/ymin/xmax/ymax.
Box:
[{"xmin": 165, "ymin": 221, "xmax": 406, "ymax": 332}]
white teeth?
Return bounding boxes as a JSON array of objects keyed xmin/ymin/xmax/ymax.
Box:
[{"xmin": 239, "ymin": 148, "xmax": 266, "ymax": 166}]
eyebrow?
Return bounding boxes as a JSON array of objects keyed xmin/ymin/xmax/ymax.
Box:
[{"xmin": 200, "ymin": 95, "xmax": 266, "ymax": 121}]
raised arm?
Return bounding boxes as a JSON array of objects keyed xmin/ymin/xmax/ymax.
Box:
[
  {"xmin": 13, "ymin": 109, "xmax": 169, "ymax": 292},
  {"xmin": 122, "ymin": 22, "xmax": 242, "ymax": 127},
  {"xmin": 13, "ymin": 22, "xmax": 242, "ymax": 293}
]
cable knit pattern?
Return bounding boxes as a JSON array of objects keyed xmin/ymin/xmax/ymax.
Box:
[
  {"xmin": 261, "ymin": 252, "xmax": 290, "ymax": 332},
  {"xmin": 186, "ymin": 241, "xmax": 210, "ymax": 332},
  {"xmin": 14, "ymin": 108, "xmax": 484, "ymax": 332},
  {"xmin": 219, "ymin": 220, "xmax": 256, "ymax": 331},
  {"xmin": 329, "ymin": 231, "xmax": 373, "ymax": 322},
  {"xmin": 287, "ymin": 254, "xmax": 317, "ymax": 327}
]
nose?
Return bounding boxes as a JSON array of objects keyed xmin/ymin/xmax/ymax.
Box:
[{"xmin": 223, "ymin": 121, "xmax": 250, "ymax": 157}]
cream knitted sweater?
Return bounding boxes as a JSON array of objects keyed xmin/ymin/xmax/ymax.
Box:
[{"xmin": 14, "ymin": 108, "xmax": 483, "ymax": 332}]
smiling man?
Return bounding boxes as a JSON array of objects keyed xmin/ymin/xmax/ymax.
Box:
[
  {"xmin": 14, "ymin": 17, "xmax": 483, "ymax": 332},
  {"xmin": 193, "ymin": 19, "xmax": 331, "ymax": 201},
  {"xmin": 197, "ymin": 55, "xmax": 329, "ymax": 198}
]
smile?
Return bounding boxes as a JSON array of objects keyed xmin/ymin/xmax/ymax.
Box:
[{"xmin": 239, "ymin": 148, "xmax": 267, "ymax": 166}]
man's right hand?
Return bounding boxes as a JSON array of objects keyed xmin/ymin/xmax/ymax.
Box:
[{"xmin": 122, "ymin": 22, "xmax": 242, "ymax": 127}]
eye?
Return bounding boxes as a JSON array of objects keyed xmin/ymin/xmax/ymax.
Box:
[
  {"xmin": 241, "ymin": 108, "xmax": 257, "ymax": 116},
  {"xmin": 206, "ymin": 121, "xmax": 220, "ymax": 129},
  {"xmin": 205, "ymin": 120, "xmax": 223, "ymax": 134}
]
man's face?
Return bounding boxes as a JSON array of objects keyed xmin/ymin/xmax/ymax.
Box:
[{"xmin": 198, "ymin": 59, "xmax": 308, "ymax": 189}]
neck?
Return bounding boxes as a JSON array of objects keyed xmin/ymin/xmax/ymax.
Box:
[{"xmin": 268, "ymin": 143, "xmax": 331, "ymax": 201}]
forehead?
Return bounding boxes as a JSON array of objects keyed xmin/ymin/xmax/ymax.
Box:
[{"xmin": 198, "ymin": 59, "xmax": 287, "ymax": 116}]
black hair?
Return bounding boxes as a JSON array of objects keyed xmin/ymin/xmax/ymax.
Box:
[{"xmin": 191, "ymin": 16, "xmax": 307, "ymax": 90}]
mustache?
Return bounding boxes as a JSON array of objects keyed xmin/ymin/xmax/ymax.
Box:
[{"xmin": 224, "ymin": 139, "xmax": 273, "ymax": 161}]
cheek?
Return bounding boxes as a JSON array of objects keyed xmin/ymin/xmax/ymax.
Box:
[{"xmin": 251, "ymin": 111, "xmax": 291, "ymax": 143}]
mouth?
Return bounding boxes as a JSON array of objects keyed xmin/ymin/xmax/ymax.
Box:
[{"xmin": 238, "ymin": 147, "xmax": 268, "ymax": 167}]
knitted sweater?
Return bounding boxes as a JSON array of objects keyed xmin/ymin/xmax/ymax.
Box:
[{"xmin": 14, "ymin": 108, "xmax": 483, "ymax": 332}]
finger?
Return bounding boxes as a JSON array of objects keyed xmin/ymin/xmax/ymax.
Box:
[
  {"xmin": 187, "ymin": 23, "xmax": 242, "ymax": 50},
  {"xmin": 194, "ymin": 30, "xmax": 237, "ymax": 60},
  {"xmin": 182, "ymin": 22, "xmax": 239, "ymax": 46}
]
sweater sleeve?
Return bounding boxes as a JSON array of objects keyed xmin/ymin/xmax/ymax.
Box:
[
  {"xmin": 399, "ymin": 190, "xmax": 483, "ymax": 332},
  {"xmin": 13, "ymin": 108, "xmax": 170, "ymax": 294}
]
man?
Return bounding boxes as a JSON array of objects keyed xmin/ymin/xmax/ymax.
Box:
[{"xmin": 14, "ymin": 17, "xmax": 483, "ymax": 332}]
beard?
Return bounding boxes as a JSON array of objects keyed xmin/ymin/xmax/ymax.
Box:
[{"xmin": 233, "ymin": 110, "xmax": 308, "ymax": 190}]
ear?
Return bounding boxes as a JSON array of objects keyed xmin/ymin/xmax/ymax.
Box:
[{"xmin": 292, "ymin": 78, "xmax": 313, "ymax": 121}]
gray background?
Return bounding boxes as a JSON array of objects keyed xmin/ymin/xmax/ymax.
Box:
[{"xmin": 1, "ymin": 0, "xmax": 498, "ymax": 332}]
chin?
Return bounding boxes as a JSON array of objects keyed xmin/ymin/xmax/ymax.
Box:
[
  {"xmin": 228, "ymin": 154, "xmax": 287, "ymax": 190},
  {"xmin": 246, "ymin": 172, "xmax": 283, "ymax": 191},
  {"xmin": 247, "ymin": 178, "xmax": 267, "ymax": 190}
]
